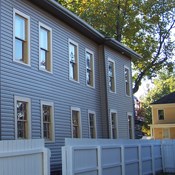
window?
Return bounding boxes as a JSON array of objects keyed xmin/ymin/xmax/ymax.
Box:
[
  {"xmin": 41, "ymin": 101, "xmax": 55, "ymax": 142},
  {"xmin": 86, "ymin": 49, "xmax": 95, "ymax": 87},
  {"xmin": 124, "ymin": 66, "xmax": 131, "ymax": 96},
  {"xmin": 108, "ymin": 59, "xmax": 116, "ymax": 92},
  {"xmin": 69, "ymin": 39, "xmax": 79, "ymax": 82},
  {"xmin": 128, "ymin": 113, "xmax": 134, "ymax": 139},
  {"xmin": 110, "ymin": 110, "xmax": 118, "ymax": 139},
  {"xmin": 158, "ymin": 110, "xmax": 164, "ymax": 120},
  {"xmin": 14, "ymin": 96, "xmax": 31, "ymax": 139},
  {"xmin": 13, "ymin": 9, "xmax": 30, "ymax": 65},
  {"xmin": 88, "ymin": 111, "xmax": 96, "ymax": 138},
  {"xmin": 39, "ymin": 22, "xmax": 52, "ymax": 72},
  {"xmin": 71, "ymin": 107, "xmax": 81, "ymax": 138}
]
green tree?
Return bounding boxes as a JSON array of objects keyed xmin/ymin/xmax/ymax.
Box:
[
  {"xmin": 57, "ymin": 0, "xmax": 175, "ymax": 94},
  {"xmin": 141, "ymin": 71, "xmax": 175, "ymax": 135}
]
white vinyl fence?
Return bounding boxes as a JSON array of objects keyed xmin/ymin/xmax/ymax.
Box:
[
  {"xmin": 0, "ymin": 139, "xmax": 50, "ymax": 175},
  {"xmin": 62, "ymin": 139, "xmax": 175, "ymax": 175}
]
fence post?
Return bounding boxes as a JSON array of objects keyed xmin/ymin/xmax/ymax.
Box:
[
  {"xmin": 97, "ymin": 146, "xmax": 102, "ymax": 175},
  {"xmin": 151, "ymin": 144, "xmax": 155, "ymax": 175},
  {"xmin": 138, "ymin": 145, "xmax": 142, "ymax": 175},
  {"xmin": 43, "ymin": 148, "xmax": 51, "ymax": 175},
  {"xmin": 62, "ymin": 147, "xmax": 67, "ymax": 175},
  {"xmin": 121, "ymin": 145, "xmax": 125, "ymax": 175}
]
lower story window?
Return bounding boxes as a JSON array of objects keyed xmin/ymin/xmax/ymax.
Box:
[
  {"xmin": 88, "ymin": 111, "xmax": 96, "ymax": 138},
  {"xmin": 110, "ymin": 110, "xmax": 118, "ymax": 139},
  {"xmin": 128, "ymin": 113, "xmax": 134, "ymax": 139},
  {"xmin": 41, "ymin": 101, "xmax": 55, "ymax": 142},
  {"xmin": 71, "ymin": 107, "xmax": 81, "ymax": 138},
  {"xmin": 15, "ymin": 96, "xmax": 31, "ymax": 139}
]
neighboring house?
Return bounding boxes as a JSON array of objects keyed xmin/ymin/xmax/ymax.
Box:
[
  {"xmin": 0, "ymin": 0, "xmax": 141, "ymax": 173},
  {"xmin": 150, "ymin": 92, "xmax": 175, "ymax": 139}
]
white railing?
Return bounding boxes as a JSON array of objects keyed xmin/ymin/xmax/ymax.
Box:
[
  {"xmin": 62, "ymin": 139, "xmax": 175, "ymax": 175},
  {"xmin": 0, "ymin": 139, "xmax": 50, "ymax": 175}
]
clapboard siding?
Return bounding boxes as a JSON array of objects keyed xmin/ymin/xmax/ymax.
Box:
[
  {"xmin": 1, "ymin": 0, "xmax": 103, "ymax": 171},
  {"xmin": 104, "ymin": 46, "xmax": 134, "ymax": 139}
]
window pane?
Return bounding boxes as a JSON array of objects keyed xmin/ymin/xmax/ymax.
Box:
[
  {"xmin": 17, "ymin": 101, "xmax": 27, "ymax": 120},
  {"xmin": 15, "ymin": 39, "xmax": 23, "ymax": 61},
  {"xmin": 69, "ymin": 44, "xmax": 75, "ymax": 62},
  {"xmin": 40, "ymin": 28, "xmax": 48, "ymax": 50},
  {"xmin": 86, "ymin": 53, "xmax": 91, "ymax": 69},
  {"xmin": 72, "ymin": 111, "xmax": 79, "ymax": 138},
  {"xmin": 15, "ymin": 15, "xmax": 25, "ymax": 40},
  {"xmin": 40, "ymin": 49, "xmax": 47, "ymax": 69}
]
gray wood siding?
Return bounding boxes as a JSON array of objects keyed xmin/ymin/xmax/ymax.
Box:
[
  {"xmin": 1, "ymin": 0, "xmax": 103, "ymax": 171},
  {"xmin": 104, "ymin": 46, "xmax": 134, "ymax": 139}
]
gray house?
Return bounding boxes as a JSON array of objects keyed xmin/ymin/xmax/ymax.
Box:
[{"xmin": 0, "ymin": 0, "xmax": 141, "ymax": 173}]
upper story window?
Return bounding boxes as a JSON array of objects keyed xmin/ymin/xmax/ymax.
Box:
[
  {"xmin": 41, "ymin": 101, "xmax": 55, "ymax": 142},
  {"xmin": 108, "ymin": 58, "xmax": 116, "ymax": 93},
  {"xmin": 39, "ymin": 22, "xmax": 52, "ymax": 73},
  {"xmin": 110, "ymin": 110, "xmax": 118, "ymax": 139},
  {"xmin": 15, "ymin": 96, "xmax": 31, "ymax": 139},
  {"xmin": 86, "ymin": 49, "xmax": 95, "ymax": 87},
  {"xmin": 158, "ymin": 109, "xmax": 164, "ymax": 120},
  {"xmin": 71, "ymin": 107, "xmax": 81, "ymax": 138},
  {"xmin": 88, "ymin": 111, "xmax": 96, "ymax": 138},
  {"xmin": 13, "ymin": 9, "xmax": 30, "ymax": 65},
  {"xmin": 69, "ymin": 39, "xmax": 79, "ymax": 82},
  {"xmin": 124, "ymin": 66, "xmax": 131, "ymax": 96}
]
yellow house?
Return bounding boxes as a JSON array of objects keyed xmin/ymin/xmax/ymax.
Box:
[{"xmin": 149, "ymin": 91, "xmax": 175, "ymax": 139}]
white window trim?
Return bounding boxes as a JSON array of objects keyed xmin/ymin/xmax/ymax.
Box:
[
  {"xmin": 71, "ymin": 107, "xmax": 82, "ymax": 138},
  {"xmin": 108, "ymin": 58, "xmax": 116, "ymax": 93},
  {"xmin": 127, "ymin": 112, "xmax": 134, "ymax": 139},
  {"xmin": 41, "ymin": 101, "xmax": 55, "ymax": 143},
  {"xmin": 88, "ymin": 110, "xmax": 97, "ymax": 138},
  {"xmin": 85, "ymin": 49, "xmax": 95, "ymax": 88},
  {"xmin": 14, "ymin": 96, "xmax": 31, "ymax": 140},
  {"xmin": 157, "ymin": 109, "xmax": 165, "ymax": 121},
  {"xmin": 13, "ymin": 9, "xmax": 31, "ymax": 66},
  {"xmin": 68, "ymin": 39, "xmax": 79, "ymax": 83},
  {"xmin": 124, "ymin": 66, "xmax": 131, "ymax": 97},
  {"xmin": 109, "ymin": 109, "xmax": 118, "ymax": 139},
  {"xmin": 39, "ymin": 22, "xmax": 53, "ymax": 73}
]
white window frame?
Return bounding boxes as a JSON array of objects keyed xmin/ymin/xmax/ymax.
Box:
[
  {"xmin": 85, "ymin": 49, "xmax": 95, "ymax": 88},
  {"xmin": 14, "ymin": 96, "xmax": 31, "ymax": 140},
  {"xmin": 39, "ymin": 22, "xmax": 53, "ymax": 73},
  {"xmin": 108, "ymin": 58, "xmax": 116, "ymax": 93},
  {"xmin": 71, "ymin": 107, "xmax": 82, "ymax": 138},
  {"xmin": 157, "ymin": 109, "xmax": 165, "ymax": 120},
  {"xmin": 41, "ymin": 101, "xmax": 55, "ymax": 142},
  {"xmin": 13, "ymin": 9, "xmax": 30, "ymax": 66},
  {"xmin": 110, "ymin": 109, "xmax": 118, "ymax": 139},
  {"xmin": 68, "ymin": 39, "xmax": 79, "ymax": 82},
  {"xmin": 88, "ymin": 110, "xmax": 97, "ymax": 138},
  {"xmin": 124, "ymin": 66, "xmax": 131, "ymax": 97},
  {"xmin": 128, "ymin": 112, "xmax": 134, "ymax": 139}
]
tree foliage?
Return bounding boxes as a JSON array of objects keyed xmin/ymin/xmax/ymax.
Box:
[{"xmin": 57, "ymin": 0, "xmax": 175, "ymax": 94}]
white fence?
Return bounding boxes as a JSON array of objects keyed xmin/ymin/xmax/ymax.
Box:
[
  {"xmin": 62, "ymin": 139, "xmax": 175, "ymax": 175},
  {"xmin": 0, "ymin": 139, "xmax": 50, "ymax": 175}
]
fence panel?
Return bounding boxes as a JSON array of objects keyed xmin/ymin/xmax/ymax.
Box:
[
  {"xmin": 0, "ymin": 139, "xmax": 50, "ymax": 175},
  {"xmin": 62, "ymin": 139, "xmax": 175, "ymax": 175}
]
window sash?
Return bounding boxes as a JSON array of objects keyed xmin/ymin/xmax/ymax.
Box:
[
  {"xmin": 108, "ymin": 61, "xmax": 115, "ymax": 92},
  {"xmin": 42, "ymin": 105, "xmax": 52, "ymax": 140},
  {"xmin": 16, "ymin": 101, "xmax": 28, "ymax": 139},
  {"xmin": 111, "ymin": 113, "xmax": 117, "ymax": 139},
  {"xmin": 86, "ymin": 51, "xmax": 94, "ymax": 86},
  {"xmin": 72, "ymin": 110, "xmax": 80, "ymax": 138},
  {"xmin": 89, "ymin": 113, "xmax": 96, "ymax": 138},
  {"xmin": 69, "ymin": 42, "xmax": 78, "ymax": 81},
  {"xmin": 158, "ymin": 110, "xmax": 164, "ymax": 120},
  {"xmin": 15, "ymin": 14, "xmax": 25, "ymax": 40},
  {"xmin": 125, "ymin": 67, "xmax": 130, "ymax": 96}
]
